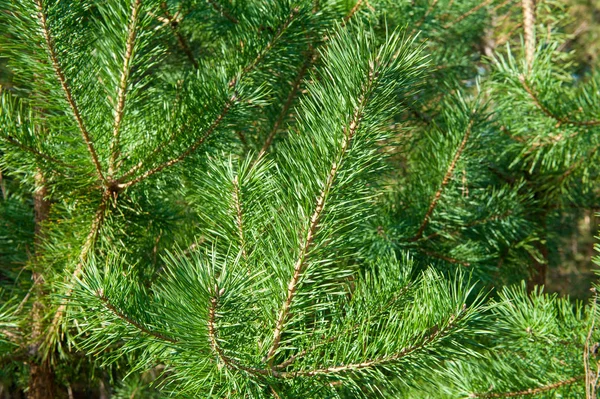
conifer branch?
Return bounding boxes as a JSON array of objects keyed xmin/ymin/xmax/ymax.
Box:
[
  {"xmin": 443, "ymin": 0, "xmax": 495, "ymax": 29},
  {"xmin": 265, "ymin": 63, "xmax": 376, "ymax": 365},
  {"xmin": 3, "ymin": 135, "xmax": 75, "ymax": 170},
  {"xmin": 229, "ymin": 7, "xmax": 300, "ymax": 89},
  {"xmin": 469, "ymin": 375, "xmax": 584, "ymax": 398},
  {"xmin": 108, "ymin": 0, "xmax": 143, "ymax": 177},
  {"xmin": 282, "ymin": 309, "xmax": 467, "ymax": 377},
  {"xmin": 232, "ymin": 175, "xmax": 247, "ymax": 260},
  {"xmin": 160, "ymin": 2, "xmax": 199, "ymax": 69},
  {"xmin": 97, "ymin": 291, "xmax": 178, "ymax": 344},
  {"xmin": 206, "ymin": 0, "xmax": 239, "ymax": 24},
  {"xmin": 119, "ymin": 9, "xmax": 300, "ymax": 188},
  {"xmin": 119, "ymin": 94, "xmax": 236, "ymax": 188},
  {"xmin": 34, "ymin": 0, "xmax": 107, "ymax": 186},
  {"xmin": 416, "ymin": 248, "xmax": 471, "ymax": 267},
  {"xmin": 421, "ymin": 211, "xmax": 513, "ymax": 242},
  {"xmin": 409, "ymin": 0, "xmax": 439, "ymax": 36},
  {"xmin": 412, "ymin": 118, "xmax": 475, "ymax": 241},
  {"xmin": 518, "ymin": 75, "xmax": 600, "ymax": 127},
  {"xmin": 258, "ymin": 50, "xmax": 313, "ymax": 157}
]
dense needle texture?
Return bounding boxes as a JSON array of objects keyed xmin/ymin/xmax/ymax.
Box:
[{"xmin": 0, "ymin": 0, "xmax": 599, "ymax": 398}]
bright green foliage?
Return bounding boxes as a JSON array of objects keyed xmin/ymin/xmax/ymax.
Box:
[{"xmin": 0, "ymin": 0, "xmax": 599, "ymax": 398}]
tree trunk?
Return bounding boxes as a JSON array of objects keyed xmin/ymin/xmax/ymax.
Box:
[{"xmin": 28, "ymin": 171, "xmax": 55, "ymax": 399}]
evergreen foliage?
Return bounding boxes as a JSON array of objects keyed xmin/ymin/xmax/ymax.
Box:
[{"xmin": 0, "ymin": 0, "xmax": 599, "ymax": 398}]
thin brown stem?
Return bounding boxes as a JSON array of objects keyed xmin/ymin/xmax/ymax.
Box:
[
  {"xmin": 409, "ymin": 0, "xmax": 439, "ymax": 36},
  {"xmin": 97, "ymin": 291, "xmax": 178, "ymax": 344},
  {"xmin": 206, "ymin": 0, "xmax": 238, "ymax": 24},
  {"xmin": 417, "ymin": 248, "xmax": 471, "ymax": 267},
  {"xmin": 470, "ymin": 375, "xmax": 584, "ymax": 398},
  {"xmin": 259, "ymin": 50, "xmax": 313, "ymax": 157},
  {"xmin": 34, "ymin": 0, "xmax": 107, "ymax": 186},
  {"xmin": 444, "ymin": 0, "xmax": 495, "ymax": 29},
  {"xmin": 161, "ymin": 2, "xmax": 199, "ymax": 69},
  {"xmin": 265, "ymin": 64, "xmax": 375, "ymax": 365},
  {"xmin": 3, "ymin": 135, "xmax": 75, "ymax": 170},
  {"xmin": 519, "ymin": 75, "xmax": 600, "ymax": 127},
  {"xmin": 108, "ymin": 0, "xmax": 142, "ymax": 177},
  {"xmin": 119, "ymin": 94, "xmax": 236, "ymax": 189},
  {"xmin": 411, "ymin": 118, "xmax": 475, "ymax": 241}
]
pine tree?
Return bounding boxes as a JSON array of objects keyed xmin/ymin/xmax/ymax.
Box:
[{"xmin": 0, "ymin": 0, "xmax": 599, "ymax": 398}]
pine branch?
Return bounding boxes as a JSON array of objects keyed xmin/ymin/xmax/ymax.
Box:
[
  {"xmin": 118, "ymin": 94, "xmax": 236, "ymax": 189},
  {"xmin": 409, "ymin": 0, "xmax": 439, "ymax": 36},
  {"xmin": 265, "ymin": 62, "xmax": 376, "ymax": 365},
  {"xmin": 518, "ymin": 75, "xmax": 600, "ymax": 127},
  {"xmin": 3, "ymin": 135, "xmax": 76, "ymax": 171},
  {"xmin": 281, "ymin": 308, "xmax": 467, "ymax": 377},
  {"xmin": 34, "ymin": 0, "xmax": 107, "ymax": 186},
  {"xmin": 97, "ymin": 290, "xmax": 178, "ymax": 344},
  {"xmin": 411, "ymin": 117, "xmax": 475, "ymax": 241},
  {"xmin": 206, "ymin": 0, "xmax": 238, "ymax": 24},
  {"xmin": 108, "ymin": 0, "xmax": 142, "ymax": 177},
  {"xmin": 469, "ymin": 375, "xmax": 584, "ymax": 398},
  {"xmin": 416, "ymin": 248, "xmax": 471, "ymax": 267},
  {"xmin": 160, "ymin": 2, "xmax": 199, "ymax": 69},
  {"xmin": 229, "ymin": 7, "xmax": 300, "ymax": 89},
  {"xmin": 258, "ymin": 49, "xmax": 313, "ymax": 157},
  {"xmin": 444, "ymin": 0, "xmax": 495, "ymax": 29},
  {"xmin": 420, "ymin": 211, "xmax": 514, "ymax": 242},
  {"xmin": 118, "ymin": 8, "xmax": 301, "ymax": 188}
]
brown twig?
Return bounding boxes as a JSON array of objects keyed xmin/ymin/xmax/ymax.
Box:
[
  {"xmin": 206, "ymin": 0, "xmax": 239, "ymax": 24},
  {"xmin": 161, "ymin": 2, "xmax": 199, "ymax": 69},
  {"xmin": 519, "ymin": 75, "xmax": 600, "ymax": 127},
  {"xmin": 108, "ymin": 0, "xmax": 142, "ymax": 177},
  {"xmin": 34, "ymin": 0, "xmax": 107, "ymax": 186},
  {"xmin": 444, "ymin": 0, "xmax": 495, "ymax": 29},
  {"xmin": 119, "ymin": 94, "xmax": 236, "ymax": 189},
  {"xmin": 411, "ymin": 117, "xmax": 475, "ymax": 241},
  {"xmin": 97, "ymin": 291, "xmax": 178, "ymax": 344},
  {"xmin": 258, "ymin": 50, "xmax": 314, "ymax": 157},
  {"xmin": 469, "ymin": 375, "xmax": 584, "ymax": 398}
]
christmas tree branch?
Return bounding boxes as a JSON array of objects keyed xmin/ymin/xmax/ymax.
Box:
[
  {"xmin": 281, "ymin": 308, "xmax": 467, "ymax": 377},
  {"xmin": 229, "ymin": 7, "xmax": 300, "ymax": 89},
  {"xmin": 108, "ymin": 0, "xmax": 142, "ymax": 177},
  {"xmin": 519, "ymin": 75, "xmax": 600, "ymax": 127},
  {"xmin": 421, "ymin": 211, "xmax": 514, "ymax": 242},
  {"xmin": 411, "ymin": 117, "xmax": 475, "ymax": 241},
  {"xmin": 97, "ymin": 290, "xmax": 178, "ymax": 344},
  {"xmin": 206, "ymin": 0, "xmax": 239, "ymax": 24},
  {"xmin": 444, "ymin": 0, "xmax": 495, "ymax": 29},
  {"xmin": 265, "ymin": 63, "xmax": 376, "ymax": 365},
  {"xmin": 34, "ymin": 0, "xmax": 107, "ymax": 186},
  {"xmin": 119, "ymin": 8, "xmax": 301, "ymax": 188},
  {"xmin": 416, "ymin": 248, "xmax": 471, "ymax": 267},
  {"xmin": 469, "ymin": 375, "xmax": 584, "ymax": 398},
  {"xmin": 3, "ymin": 135, "xmax": 76, "ymax": 171},
  {"xmin": 119, "ymin": 94, "xmax": 236, "ymax": 188},
  {"xmin": 258, "ymin": 49, "xmax": 314, "ymax": 157},
  {"xmin": 160, "ymin": 2, "xmax": 199, "ymax": 69}
]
